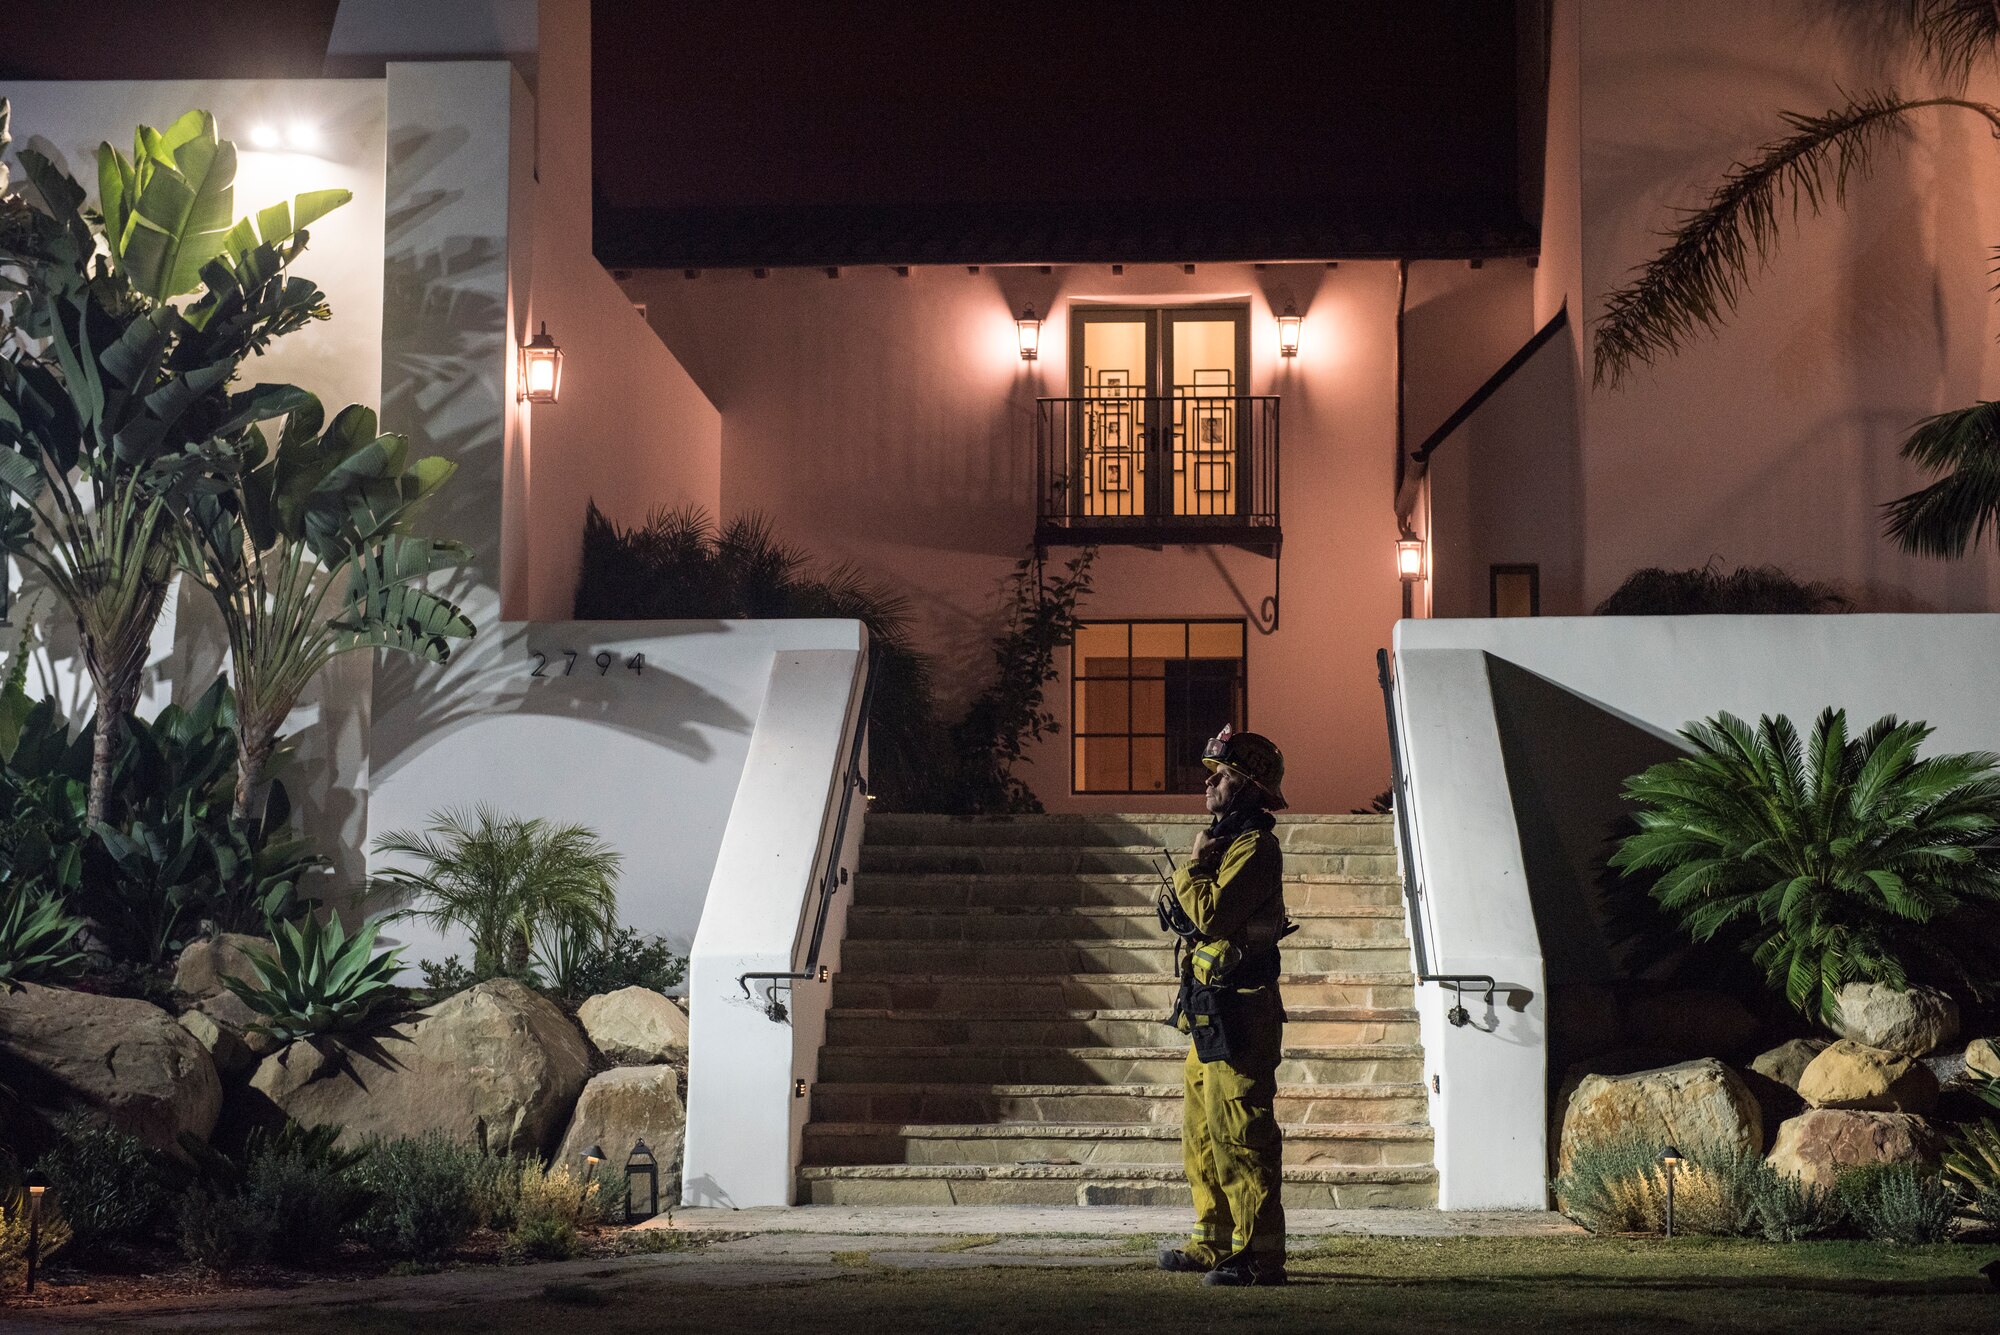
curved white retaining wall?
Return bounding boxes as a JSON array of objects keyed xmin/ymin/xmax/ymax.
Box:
[{"xmin": 1393, "ymin": 614, "xmax": 2000, "ymax": 1209}]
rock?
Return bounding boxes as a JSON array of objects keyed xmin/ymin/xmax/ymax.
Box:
[
  {"xmin": 1558, "ymin": 1059, "xmax": 1762, "ymax": 1173},
  {"xmin": 177, "ymin": 1009, "xmax": 255, "ymax": 1080},
  {"xmin": 174, "ymin": 933, "xmax": 271, "ymax": 997},
  {"xmin": 1621, "ymin": 990, "xmax": 1762, "ymax": 1058},
  {"xmin": 1966, "ymin": 1037, "xmax": 2000, "ymax": 1081},
  {"xmin": 1750, "ymin": 1038, "xmax": 1829, "ymax": 1093},
  {"xmin": 248, "ymin": 978, "xmax": 590, "ymax": 1156},
  {"xmin": 578, "ymin": 987, "xmax": 690, "ymax": 1065},
  {"xmin": 1797, "ymin": 1039, "xmax": 1939, "ymax": 1114},
  {"xmin": 192, "ymin": 992, "xmax": 282, "ymax": 1058},
  {"xmin": 555, "ymin": 1066, "xmax": 685, "ymax": 1215},
  {"xmin": 1767, "ymin": 1110, "xmax": 1940, "ymax": 1188},
  {"xmin": 0, "ymin": 984, "xmax": 221, "ymax": 1150},
  {"xmin": 1828, "ymin": 983, "xmax": 1959, "ymax": 1057}
]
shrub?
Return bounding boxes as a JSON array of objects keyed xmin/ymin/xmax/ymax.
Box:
[
  {"xmin": 1, "ymin": 1189, "xmax": 72, "ymax": 1288},
  {"xmin": 1744, "ymin": 1162, "xmax": 1843, "ymax": 1242},
  {"xmin": 0, "ymin": 884, "xmax": 86, "ymax": 989},
  {"xmin": 240, "ymin": 1124, "xmax": 372, "ymax": 1266},
  {"xmin": 33, "ymin": 1118, "xmax": 173, "ymax": 1249},
  {"xmin": 416, "ymin": 954, "xmax": 477, "ymax": 998},
  {"xmin": 373, "ymin": 808, "xmax": 619, "ymax": 983},
  {"xmin": 352, "ymin": 1134, "xmax": 488, "ymax": 1262},
  {"xmin": 1611, "ymin": 708, "xmax": 2000, "ymax": 1021},
  {"xmin": 506, "ymin": 1216, "xmax": 581, "ymax": 1262},
  {"xmin": 543, "ymin": 927, "xmax": 686, "ymax": 1003},
  {"xmin": 1835, "ymin": 1163, "xmax": 1958, "ymax": 1244},
  {"xmin": 1943, "ymin": 1076, "xmax": 2000, "ymax": 1226},
  {"xmin": 175, "ymin": 1185, "xmax": 272, "ymax": 1272},
  {"xmin": 223, "ymin": 914, "xmax": 407, "ymax": 1044},
  {"xmin": 1594, "ymin": 562, "xmax": 1850, "ymax": 615},
  {"xmin": 1554, "ymin": 1137, "xmax": 1841, "ymax": 1239},
  {"xmin": 492, "ymin": 1158, "xmax": 604, "ymax": 1233}
]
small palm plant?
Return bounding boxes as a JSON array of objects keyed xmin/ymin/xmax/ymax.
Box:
[
  {"xmin": 372, "ymin": 808, "xmax": 621, "ymax": 981},
  {"xmin": 0, "ymin": 883, "xmax": 87, "ymax": 989},
  {"xmin": 1611, "ymin": 708, "xmax": 2000, "ymax": 1022},
  {"xmin": 222, "ymin": 915, "xmax": 407, "ymax": 1044}
]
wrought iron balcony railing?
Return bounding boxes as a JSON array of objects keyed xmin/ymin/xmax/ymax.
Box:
[{"xmin": 1035, "ymin": 393, "xmax": 1280, "ymax": 553}]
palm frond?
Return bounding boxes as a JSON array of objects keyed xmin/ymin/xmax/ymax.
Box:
[
  {"xmin": 1593, "ymin": 92, "xmax": 1985, "ymax": 386},
  {"xmin": 1903, "ymin": 0, "xmax": 2000, "ymax": 88},
  {"xmin": 1882, "ymin": 400, "xmax": 2000, "ymax": 558}
]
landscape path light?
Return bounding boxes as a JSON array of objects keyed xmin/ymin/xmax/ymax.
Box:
[
  {"xmin": 1659, "ymin": 1145, "xmax": 1683, "ymax": 1238},
  {"xmin": 521, "ymin": 322, "xmax": 565, "ymax": 402},
  {"xmin": 625, "ymin": 1140, "xmax": 660, "ymax": 1224},
  {"xmin": 1277, "ymin": 299, "xmax": 1302, "ymax": 358},
  {"xmin": 23, "ymin": 1169, "xmax": 47, "ymax": 1293},
  {"xmin": 580, "ymin": 1144, "xmax": 606, "ymax": 1205}
]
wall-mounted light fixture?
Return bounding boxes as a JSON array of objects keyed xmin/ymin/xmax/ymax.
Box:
[
  {"xmin": 1397, "ymin": 536, "xmax": 1426, "ymax": 582},
  {"xmin": 248, "ymin": 122, "xmax": 321, "ymax": 152},
  {"xmin": 520, "ymin": 322, "xmax": 564, "ymax": 403},
  {"xmin": 1277, "ymin": 299, "xmax": 1303, "ymax": 358},
  {"xmin": 1016, "ymin": 305, "xmax": 1042, "ymax": 361}
]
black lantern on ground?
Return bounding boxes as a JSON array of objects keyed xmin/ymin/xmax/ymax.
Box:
[
  {"xmin": 23, "ymin": 1169, "xmax": 48, "ymax": 1293},
  {"xmin": 1659, "ymin": 1145, "xmax": 1683, "ymax": 1239},
  {"xmin": 625, "ymin": 1140, "xmax": 660, "ymax": 1224}
]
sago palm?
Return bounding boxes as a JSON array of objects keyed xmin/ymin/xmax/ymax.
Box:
[
  {"xmin": 372, "ymin": 807, "xmax": 621, "ymax": 979},
  {"xmin": 1610, "ymin": 708, "xmax": 2000, "ymax": 1022},
  {"xmin": 1590, "ymin": 5, "xmax": 2000, "ymax": 561}
]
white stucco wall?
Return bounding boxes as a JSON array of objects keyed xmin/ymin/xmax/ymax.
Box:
[{"xmin": 1395, "ymin": 612, "xmax": 2000, "ymax": 1207}]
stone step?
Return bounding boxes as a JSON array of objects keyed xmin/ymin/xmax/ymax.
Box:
[
  {"xmin": 828, "ymin": 972, "xmax": 1417, "ymax": 1013},
  {"xmin": 842, "ymin": 904, "xmax": 1408, "ymax": 944},
  {"xmin": 838, "ymin": 938, "xmax": 1412, "ymax": 977},
  {"xmin": 809, "ymin": 1081, "xmax": 1433, "ymax": 1127},
  {"xmin": 797, "ymin": 1162, "xmax": 1437, "ymax": 1208},
  {"xmin": 823, "ymin": 1007, "xmax": 1420, "ymax": 1048},
  {"xmin": 852, "ymin": 872, "xmax": 1404, "ymax": 911},
  {"xmin": 859, "ymin": 844, "xmax": 1398, "ymax": 878},
  {"xmin": 800, "ymin": 1121, "xmax": 1435, "ymax": 1169},
  {"xmin": 814, "ymin": 1044, "xmax": 1426, "ymax": 1087},
  {"xmin": 865, "ymin": 813, "xmax": 1395, "ymax": 849}
]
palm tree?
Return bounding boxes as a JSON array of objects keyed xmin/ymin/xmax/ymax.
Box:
[
  {"xmin": 372, "ymin": 807, "xmax": 621, "ymax": 980},
  {"xmin": 1610, "ymin": 707, "xmax": 2000, "ymax": 1022},
  {"xmin": 178, "ymin": 395, "xmax": 474, "ymax": 820},
  {"xmin": 0, "ymin": 105, "xmax": 347, "ymax": 820},
  {"xmin": 1592, "ymin": 6, "xmax": 2000, "ymax": 560}
]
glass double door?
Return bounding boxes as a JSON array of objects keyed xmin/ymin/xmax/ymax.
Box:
[{"xmin": 1071, "ymin": 306, "xmax": 1249, "ymax": 521}]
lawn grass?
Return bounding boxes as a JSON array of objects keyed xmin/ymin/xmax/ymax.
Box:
[{"xmin": 77, "ymin": 1235, "xmax": 2000, "ymax": 1335}]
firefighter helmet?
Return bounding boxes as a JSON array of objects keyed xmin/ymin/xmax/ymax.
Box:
[{"xmin": 1201, "ymin": 725, "xmax": 1288, "ymax": 810}]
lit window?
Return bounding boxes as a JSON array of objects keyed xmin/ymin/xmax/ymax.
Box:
[{"xmin": 1073, "ymin": 620, "xmax": 1247, "ymax": 794}]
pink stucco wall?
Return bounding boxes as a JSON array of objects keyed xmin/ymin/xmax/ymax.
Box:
[
  {"xmin": 624, "ymin": 260, "xmax": 1532, "ymax": 813},
  {"xmin": 1576, "ymin": 0, "xmax": 2000, "ymax": 611}
]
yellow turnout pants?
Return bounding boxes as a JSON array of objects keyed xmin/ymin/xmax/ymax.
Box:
[{"xmin": 1180, "ymin": 1014, "xmax": 1285, "ymax": 1265}]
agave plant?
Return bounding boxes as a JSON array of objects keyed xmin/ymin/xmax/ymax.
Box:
[
  {"xmin": 1943, "ymin": 1075, "xmax": 2000, "ymax": 1227},
  {"xmin": 373, "ymin": 807, "xmax": 620, "ymax": 981},
  {"xmin": 0, "ymin": 883, "xmax": 87, "ymax": 989},
  {"xmin": 1611, "ymin": 708, "xmax": 2000, "ymax": 1022},
  {"xmin": 222, "ymin": 914, "xmax": 407, "ymax": 1044},
  {"xmin": 179, "ymin": 394, "xmax": 473, "ymax": 820},
  {"xmin": 0, "ymin": 105, "xmax": 349, "ymax": 821}
]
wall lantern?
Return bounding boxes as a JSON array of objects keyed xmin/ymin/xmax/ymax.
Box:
[
  {"xmin": 625, "ymin": 1139, "xmax": 660, "ymax": 1224},
  {"xmin": 1396, "ymin": 537, "xmax": 1425, "ymax": 582},
  {"xmin": 1659, "ymin": 1145, "xmax": 1683, "ymax": 1238},
  {"xmin": 520, "ymin": 322, "xmax": 564, "ymax": 402},
  {"xmin": 1016, "ymin": 305, "xmax": 1042, "ymax": 361},
  {"xmin": 1277, "ymin": 300, "xmax": 1303, "ymax": 358}
]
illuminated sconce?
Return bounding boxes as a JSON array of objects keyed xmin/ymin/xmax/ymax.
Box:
[
  {"xmin": 249, "ymin": 124, "xmax": 282, "ymax": 149},
  {"xmin": 1277, "ymin": 299, "xmax": 1303, "ymax": 358},
  {"xmin": 1016, "ymin": 305, "xmax": 1042, "ymax": 361},
  {"xmin": 1396, "ymin": 536, "xmax": 1426, "ymax": 582},
  {"xmin": 519, "ymin": 322, "xmax": 564, "ymax": 403}
]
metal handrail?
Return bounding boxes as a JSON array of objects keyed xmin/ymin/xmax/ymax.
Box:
[
  {"xmin": 1376, "ymin": 647, "xmax": 1495, "ymax": 1026},
  {"xmin": 737, "ymin": 649, "xmax": 879, "ymax": 1019}
]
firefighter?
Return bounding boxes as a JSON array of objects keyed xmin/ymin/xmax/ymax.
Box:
[{"xmin": 1156, "ymin": 725, "xmax": 1292, "ymax": 1287}]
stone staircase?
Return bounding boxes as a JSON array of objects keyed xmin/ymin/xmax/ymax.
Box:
[{"xmin": 799, "ymin": 813, "xmax": 1437, "ymax": 1207}]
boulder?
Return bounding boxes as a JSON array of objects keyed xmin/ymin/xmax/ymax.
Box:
[
  {"xmin": 0, "ymin": 984, "xmax": 221, "ymax": 1150},
  {"xmin": 555, "ymin": 1066, "xmax": 686, "ymax": 1215},
  {"xmin": 1621, "ymin": 990, "xmax": 1762, "ymax": 1058},
  {"xmin": 1797, "ymin": 1039, "xmax": 1938, "ymax": 1114},
  {"xmin": 248, "ymin": 978, "xmax": 590, "ymax": 1156},
  {"xmin": 578, "ymin": 987, "xmax": 690, "ymax": 1065},
  {"xmin": 1966, "ymin": 1037, "xmax": 2000, "ymax": 1081},
  {"xmin": 174, "ymin": 933, "xmax": 271, "ymax": 997},
  {"xmin": 177, "ymin": 1009, "xmax": 255, "ymax": 1080},
  {"xmin": 1750, "ymin": 1038, "xmax": 1829, "ymax": 1093},
  {"xmin": 1558, "ymin": 1059, "xmax": 1761, "ymax": 1173},
  {"xmin": 1767, "ymin": 1109, "xmax": 1940, "ymax": 1188},
  {"xmin": 1828, "ymin": 983, "xmax": 1958, "ymax": 1057}
]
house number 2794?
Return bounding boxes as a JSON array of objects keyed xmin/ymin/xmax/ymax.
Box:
[{"xmin": 529, "ymin": 650, "xmax": 645, "ymax": 677}]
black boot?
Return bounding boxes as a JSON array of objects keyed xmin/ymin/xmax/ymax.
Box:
[
  {"xmin": 1157, "ymin": 1244, "xmax": 1211, "ymax": 1273},
  {"xmin": 1201, "ymin": 1256, "xmax": 1288, "ymax": 1287}
]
